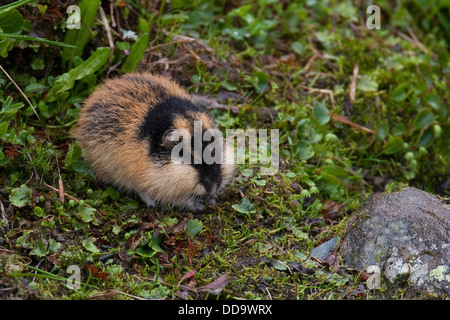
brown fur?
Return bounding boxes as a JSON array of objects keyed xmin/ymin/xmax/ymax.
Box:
[{"xmin": 75, "ymin": 72, "xmax": 235, "ymax": 210}]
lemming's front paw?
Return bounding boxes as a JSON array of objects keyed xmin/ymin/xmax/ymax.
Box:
[{"xmin": 189, "ymin": 195, "xmax": 217, "ymax": 212}]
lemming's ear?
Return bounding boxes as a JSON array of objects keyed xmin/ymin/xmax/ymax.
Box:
[
  {"xmin": 163, "ymin": 128, "xmax": 193, "ymax": 164},
  {"xmin": 161, "ymin": 128, "xmax": 191, "ymax": 149}
]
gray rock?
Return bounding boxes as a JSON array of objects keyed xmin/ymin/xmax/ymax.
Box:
[
  {"xmin": 310, "ymin": 236, "xmax": 340, "ymax": 260},
  {"xmin": 339, "ymin": 187, "xmax": 450, "ymax": 296}
]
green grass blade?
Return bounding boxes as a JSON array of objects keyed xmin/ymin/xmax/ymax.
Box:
[
  {"xmin": 120, "ymin": 33, "xmax": 150, "ymax": 73},
  {"xmin": 62, "ymin": 0, "xmax": 101, "ymax": 70},
  {"xmin": 0, "ymin": 33, "xmax": 77, "ymax": 48},
  {"xmin": 0, "ymin": 0, "xmax": 35, "ymax": 15},
  {"xmin": 19, "ymin": 264, "xmax": 99, "ymax": 290}
]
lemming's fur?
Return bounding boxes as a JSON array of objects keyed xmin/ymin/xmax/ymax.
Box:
[{"xmin": 75, "ymin": 72, "xmax": 235, "ymax": 210}]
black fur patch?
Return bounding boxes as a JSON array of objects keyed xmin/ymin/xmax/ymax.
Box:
[
  {"xmin": 138, "ymin": 97, "xmax": 222, "ymax": 192},
  {"xmin": 138, "ymin": 97, "xmax": 201, "ymax": 154},
  {"xmin": 82, "ymin": 102, "xmax": 123, "ymax": 140},
  {"xmin": 195, "ymin": 162, "xmax": 222, "ymax": 194}
]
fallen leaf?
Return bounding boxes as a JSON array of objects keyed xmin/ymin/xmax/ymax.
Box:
[
  {"xmin": 288, "ymin": 261, "xmax": 315, "ymax": 275},
  {"xmin": 350, "ymin": 283, "xmax": 367, "ymax": 299},
  {"xmin": 177, "ymin": 290, "xmax": 191, "ymax": 299},
  {"xmin": 84, "ymin": 264, "xmax": 109, "ymax": 280},
  {"xmin": 95, "ymin": 272, "xmax": 109, "ymax": 280},
  {"xmin": 177, "ymin": 284, "xmax": 199, "ymax": 300},
  {"xmin": 192, "ymin": 93, "xmax": 240, "ymax": 114},
  {"xmin": 321, "ymin": 200, "xmax": 345, "ymax": 223},
  {"xmin": 358, "ymin": 271, "xmax": 371, "ymax": 282},
  {"xmin": 323, "ymin": 254, "xmax": 339, "ymax": 271},
  {"xmin": 84, "ymin": 264, "xmax": 98, "ymax": 275},
  {"xmin": 171, "ymin": 220, "xmax": 187, "ymax": 234},
  {"xmin": 200, "ymin": 273, "xmax": 229, "ymax": 295}
]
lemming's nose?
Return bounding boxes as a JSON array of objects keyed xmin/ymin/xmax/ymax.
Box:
[
  {"xmin": 204, "ymin": 177, "xmax": 221, "ymax": 195},
  {"xmin": 208, "ymin": 182, "xmax": 219, "ymax": 195}
]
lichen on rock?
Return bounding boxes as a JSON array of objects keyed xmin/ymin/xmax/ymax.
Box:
[{"xmin": 339, "ymin": 187, "xmax": 450, "ymax": 296}]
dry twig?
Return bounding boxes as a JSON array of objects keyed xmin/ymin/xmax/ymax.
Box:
[
  {"xmin": 306, "ymin": 105, "xmax": 375, "ymax": 135},
  {"xmin": 297, "ymin": 84, "xmax": 336, "ymax": 109},
  {"xmin": 98, "ymin": 5, "xmax": 115, "ymax": 62},
  {"xmin": 349, "ymin": 63, "xmax": 359, "ymax": 101}
]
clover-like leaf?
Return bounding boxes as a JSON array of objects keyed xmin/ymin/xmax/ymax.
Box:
[{"xmin": 9, "ymin": 184, "xmax": 32, "ymax": 207}]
